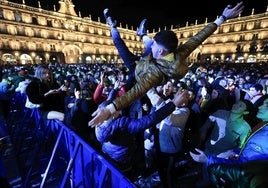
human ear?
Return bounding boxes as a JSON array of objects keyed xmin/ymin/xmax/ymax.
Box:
[{"xmin": 159, "ymin": 48, "xmax": 167, "ymax": 55}]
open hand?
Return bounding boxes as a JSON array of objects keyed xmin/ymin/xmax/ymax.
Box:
[
  {"xmin": 88, "ymin": 107, "xmax": 111, "ymax": 127},
  {"xmin": 222, "ymin": 1, "xmax": 244, "ymax": 19},
  {"xmin": 189, "ymin": 148, "xmax": 208, "ymax": 163}
]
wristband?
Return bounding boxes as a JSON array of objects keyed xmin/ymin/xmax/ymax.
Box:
[{"xmin": 221, "ymin": 15, "xmax": 227, "ymax": 21}]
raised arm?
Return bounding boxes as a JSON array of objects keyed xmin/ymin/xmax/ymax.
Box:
[{"xmin": 214, "ymin": 1, "xmax": 244, "ymax": 26}]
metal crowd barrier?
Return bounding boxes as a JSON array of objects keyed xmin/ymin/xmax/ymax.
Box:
[
  {"xmin": 6, "ymin": 93, "xmax": 136, "ymax": 188},
  {"xmin": 38, "ymin": 119, "xmax": 135, "ymax": 188}
]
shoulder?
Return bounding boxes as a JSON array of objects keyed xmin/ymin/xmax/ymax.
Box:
[
  {"xmin": 173, "ymin": 107, "xmax": 190, "ymax": 114},
  {"xmin": 213, "ymin": 109, "xmax": 229, "ymax": 116}
]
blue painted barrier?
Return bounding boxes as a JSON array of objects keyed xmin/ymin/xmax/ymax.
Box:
[
  {"xmin": 40, "ymin": 120, "xmax": 136, "ymax": 188},
  {"xmin": 6, "ymin": 96, "xmax": 136, "ymax": 188}
]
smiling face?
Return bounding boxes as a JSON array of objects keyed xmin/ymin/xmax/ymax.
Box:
[{"xmin": 257, "ymin": 98, "xmax": 268, "ymax": 121}]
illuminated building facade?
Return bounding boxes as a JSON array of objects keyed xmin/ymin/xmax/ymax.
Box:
[
  {"xmin": 0, "ymin": 0, "xmax": 267, "ymax": 64},
  {"xmin": 175, "ymin": 7, "xmax": 268, "ymax": 63}
]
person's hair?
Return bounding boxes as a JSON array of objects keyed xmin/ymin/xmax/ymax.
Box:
[
  {"xmin": 252, "ymin": 83, "xmax": 263, "ymax": 92},
  {"xmin": 240, "ymin": 99, "xmax": 256, "ymax": 127},
  {"xmin": 35, "ymin": 65, "xmax": 49, "ymax": 81},
  {"xmin": 212, "ymin": 86, "xmax": 226, "ymax": 98},
  {"xmin": 153, "ymin": 30, "xmax": 178, "ymax": 53},
  {"xmin": 187, "ymin": 87, "xmax": 197, "ymax": 96},
  {"xmin": 176, "ymin": 80, "xmax": 187, "ymax": 90},
  {"xmin": 70, "ymin": 81, "xmax": 81, "ymax": 95},
  {"xmin": 254, "ymin": 94, "xmax": 268, "ymax": 109}
]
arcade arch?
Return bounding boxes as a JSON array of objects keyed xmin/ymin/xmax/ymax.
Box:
[
  {"xmin": 20, "ymin": 54, "xmax": 33, "ymax": 64},
  {"xmin": 62, "ymin": 44, "xmax": 83, "ymax": 64},
  {"xmin": 1, "ymin": 53, "xmax": 17, "ymax": 64}
]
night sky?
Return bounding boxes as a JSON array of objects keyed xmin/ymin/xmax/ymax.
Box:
[{"xmin": 10, "ymin": 0, "xmax": 268, "ymax": 31}]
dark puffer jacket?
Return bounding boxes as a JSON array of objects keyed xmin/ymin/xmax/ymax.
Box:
[
  {"xmin": 95, "ymin": 101, "xmax": 177, "ymax": 170},
  {"xmin": 208, "ymin": 160, "xmax": 268, "ymax": 188}
]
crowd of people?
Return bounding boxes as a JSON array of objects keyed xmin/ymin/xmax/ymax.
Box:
[{"xmin": 1, "ymin": 1, "xmax": 268, "ymax": 187}]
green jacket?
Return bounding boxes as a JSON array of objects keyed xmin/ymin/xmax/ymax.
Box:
[{"xmin": 113, "ymin": 23, "xmax": 218, "ymax": 111}]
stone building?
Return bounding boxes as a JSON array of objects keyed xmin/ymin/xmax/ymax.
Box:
[{"xmin": 0, "ymin": 0, "xmax": 267, "ymax": 64}]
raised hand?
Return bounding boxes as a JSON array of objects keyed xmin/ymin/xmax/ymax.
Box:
[{"xmin": 222, "ymin": 1, "xmax": 244, "ymax": 19}]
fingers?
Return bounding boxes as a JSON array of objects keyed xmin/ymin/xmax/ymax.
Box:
[
  {"xmin": 89, "ymin": 107, "xmax": 110, "ymax": 127},
  {"xmin": 189, "ymin": 151, "xmax": 195, "ymax": 157},
  {"xmin": 88, "ymin": 113, "xmax": 102, "ymax": 127},
  {"xmin": 88, "ymin": 109, "xmax": 100, "ymax": 127},
  {"xmin": 222, "ymin": 1, "xmax": 244, "ymax": 20},
  {"xmin": 195, "ymin": 148, "xmax": 203, "ymax": 153},
  {"xmin": 233, "ymin": 1, "xmax": 244, "ymax": 12},
  {"xmin": 91, "ymin": 109, "xmax": 98, "ymax": 117},
  {"xmin": 88, "ymin": 118, "xmax": 99, "ymax": 128},
  {"xmin": 189, "ymin": 150, "xmax": 200, "ymax": 162},
  {"xmin": 88, "ymin": 119, "xmax": 95, "ymax": 127},
  {"xmin": 189, "ymin": 148, "xmax": 201, "ymax": 156}
]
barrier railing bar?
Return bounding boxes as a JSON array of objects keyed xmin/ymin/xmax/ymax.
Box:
[
  {"xmin": 40, "ymin": 125, "xmax": 64, "ymax": 188},
  {"xmin": 60, "ymin": 141, "xmax": 80, "ymax": 188}
]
